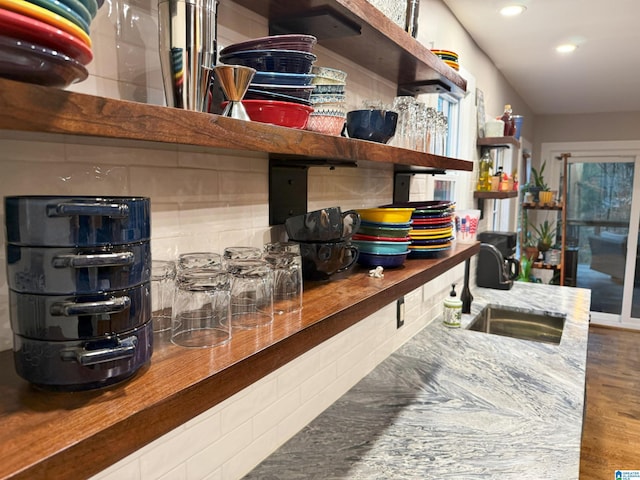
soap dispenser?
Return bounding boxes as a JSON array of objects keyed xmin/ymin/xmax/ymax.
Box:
[{"xmin": 443, "ymin": 283, "xmax": 463, "ymax": 328}]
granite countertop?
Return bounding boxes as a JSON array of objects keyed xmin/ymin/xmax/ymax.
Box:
[{"xmin": 243, "ymin": 282, "xmax": 591, "ymax": 479}]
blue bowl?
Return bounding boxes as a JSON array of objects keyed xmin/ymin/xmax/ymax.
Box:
[
  {"xmin": 357, "ymin": 250, "xmax": 410, "ymax": 268},
  {"xmin": 352, "ymin": 240, "xmax": 411, "ymax": 254},
  {"xmin": 345, "ymin": 109, "xmax": 398, "ymax": 144},
  {"xmin": 253, "ymin": 72, "xmax": 315, "ymax": 85}
]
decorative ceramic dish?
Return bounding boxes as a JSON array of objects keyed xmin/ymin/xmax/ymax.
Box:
[
  {"xmin": 220, "ymin": 34, "xmax": 317, "ymax": 56},
  {"xmin": 352, "ymin": 240, "xmax": 411, "ymax": 254},
  {"xmin": 235, "ymin": 99, "xmax": 313, "ymax": 129},
  {"xmin": 220, "ymin": 49, "xmax": 316, "ymax": 75},
  {"xmin": 356, "ymin": 250, "xmax": 409, "ymax": 268},
  {"xmin": 311, "ymin": 65, "xmax": 347, "ymax": 83},
  {"xmin": 252, "ymin": 71, "xmax": 315, "ymax": 86},
  {"xmin": 0, "ymin": 0, "xmax": 91, "ymax": 46},
  {"xmin": 0, "ymin": 8, "xmax": 93, "ymax": 64},
  {"xmin": 0, "ymin": 34, "xmax": 88, "ymax": 87},
  {"xmin": 28, "ymin": 0, "xmax": 91, "ymax": 32}
]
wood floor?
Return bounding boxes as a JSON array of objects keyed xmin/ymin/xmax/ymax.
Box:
[{"xmin": 580, "ymin": 325, "xmax": 640, "ymax": 478}]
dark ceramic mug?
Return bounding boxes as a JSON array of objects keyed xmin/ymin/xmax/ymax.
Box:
[
  {"xmin": 285, "ymin": 206, "xmax": 361, "ymax": 242},
  {"xmin": 299, "ymin": 241, "xmax": 359, "ymax": 281}
]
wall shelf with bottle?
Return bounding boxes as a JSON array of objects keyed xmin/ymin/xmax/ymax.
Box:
[
  {"xmin": 477, "ymin": 136, "xmax": 521, "ymax": 150},
  {"xmin": 0, "ymin": 78, "xmax": 472, "ymax": 175}
]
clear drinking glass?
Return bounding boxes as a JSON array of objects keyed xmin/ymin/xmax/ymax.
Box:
[
  {"xmin": 263, "ymin": 243, "xmax": 303, "ymax": 315},
  {"xmin": 390, "ymin": 96, "xmax": 417, "ymax": 149},
  {"xmin": 223, "ymin": 246, "xmax": 262, "ymax": 263},
  {"xmin": 171, "ymin": 268, "xmax": 231, "ymax": 348},
  {"xmin": 227, "ymin": 259, "xmax": 274, "ymax": 329},
  {"xmin": 177, "ymin": 252, "xmax": 223, "ymax": 271},
  {"xmin": 151, "ymin": 260, "xmax": 176, "ymax": 332}
]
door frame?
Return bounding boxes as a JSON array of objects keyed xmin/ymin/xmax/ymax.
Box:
[{"xmin": 540, "ymin": 140, "xmax": 640, "ymax": 329}]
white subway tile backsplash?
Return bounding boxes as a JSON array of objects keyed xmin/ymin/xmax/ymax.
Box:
[
  {"xmin": 299, "ymin": 361, "xmax": 338, "ymax": 405},
  {"xmin": 222, "ymin": 427, "xmax": 278, "ymax": 480},
  {"xmin": 91, "ymin": 457, "xmax": 142, "ymax": 480},
  {"xmin": 158, "ymin": 465, "xmax": 187, "ymax": 480},
  {"xmin": 220, "ymin": 376, "xmax": 277, "ymax": 435},
  {"xmin": 65, "ymin": 142, "xmax": 178, "ymax": 167},
  {"xmin": 252, "ymin": 387, "xmax": 300, "ymax": 438},
  {"xmin": 185, "ymin": 419, "xmax": 252, "ymax": 479}
]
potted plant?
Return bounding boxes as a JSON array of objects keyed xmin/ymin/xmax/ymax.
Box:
[
  {"xmin": 528, "ymin": 161, "xmax": 549, "ymax": 202},
  {"xmin": 530, "ymin": 219, "xmax": 556, "ymax": 252},
  {"xmin": 522, "ymin": 232, "xmax": 540, "ymax": 262}
]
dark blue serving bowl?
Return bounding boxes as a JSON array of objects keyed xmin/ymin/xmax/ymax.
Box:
[
  {"xmin": 219, "ymin": 49, "xmax": 316, "ymax": 75},
  {"xmin": 356, "ymin": 250, "xmax": 409, "ymax": 268},
  {"xmin": 345, "ymin": 109, "xmax": 398, "ymax": 144}
]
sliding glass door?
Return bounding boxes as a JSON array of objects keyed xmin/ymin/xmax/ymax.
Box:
[{"xmin": 564, "ymin": 154, "xmax": 640, "ymax": 326}]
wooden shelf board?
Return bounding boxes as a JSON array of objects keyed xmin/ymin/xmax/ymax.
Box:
[
  {"xmin": 522, "ymin": 202, "xmax": 564, "ymax": 210},
  {"xmin": 473, "ymin": 190, "xmax": 518, "ymax": 199},
  {"xmin": 230, "ymin": 0, "xmax": 466, "ymax": 96},
  {"xmin": 477, "ymin": 136, "xmax": 521, "ymax": 149},
  {"xmin": 0, "ymin": 242, "xmax": 479, "ymax": 480},
  {"xmin": 0, "ymin": 78, "xmax": 472, "ymax": 173},
  {"xmin": 532, "ymin": 262, "xmax": 562, "ymax": 270}
]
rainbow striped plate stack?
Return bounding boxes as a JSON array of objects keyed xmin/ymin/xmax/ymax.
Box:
[
  {"xmin": 0, "ymin": 0, "xmax": 102, "ymax": 88},
  {"xmin": 431, "ymin": 49, "xmax": 459, "ymax": 71}
]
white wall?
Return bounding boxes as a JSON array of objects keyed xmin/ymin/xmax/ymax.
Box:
[{"xmin": 0, "ymin": 1, "xmax": 531, "ymax": 478}]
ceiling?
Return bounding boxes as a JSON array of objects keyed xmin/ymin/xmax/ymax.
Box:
[{"xmin": 442, "ymin": 0, "xmax": 640, "ymax": 116}]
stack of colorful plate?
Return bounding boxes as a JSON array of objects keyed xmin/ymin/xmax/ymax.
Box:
[
  {"xmin": 307, "ymin": 66, "xmax": 348, "ymax": 136},
  {"xmin": 431, "ymin": 49, "xmax": 459, "ymax": 71},
  {"xmin": 383, "ymin": 201, "xmax": 456, "ymax": 258},
  {"xmin": 0, "ymin": 0, "xmax": 100, "ymax": 88},
  {"xmin": 220, "ymin": 34, "xmax": 317, "ymax": 106},
  {"xmin": 352, "ymin": 207, "xmax": 414, "ymax": 268}
]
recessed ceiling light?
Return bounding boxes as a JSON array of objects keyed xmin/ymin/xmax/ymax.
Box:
[
  {"xmin": 556, "ymin": 43, "xmax": 577, "ymax": 53},
  {"xmin": 500, "ymin": 5, "xmax": 526, "ymax": 16}
]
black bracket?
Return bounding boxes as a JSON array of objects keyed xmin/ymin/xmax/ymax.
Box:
[
  {"xmin": 393, "ymin": 165, "xmax": 446, "ymax": 203},
  {"xmin": 269, "ymin": 157, "xmax": 358, "ymax": 225}
]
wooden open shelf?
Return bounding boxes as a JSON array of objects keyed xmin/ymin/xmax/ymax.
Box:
[
  {"xmin": 473, "ymin": 190, "xmax": 518, "ymax": 199},
  {"xmin": 0, "ymin": 78, "xmax": 472, "ymax": 173},
  {"xmin": 230, "ymin": 0, "xmax": 466, "ymax": 97},
  {"xmin": 477, "ymin": 136, "xmax": 521, "ymax": 149},
  {"xmin": 0, "ymin": 242, "xmax": 479, "ymax": 480},
  {"xmin": 522, "ymin": 202, "xmax": 564, "ymax": 210},
  {"xmin": 532, "ymin": 262, "xmax": 561, "ymax": 270}
]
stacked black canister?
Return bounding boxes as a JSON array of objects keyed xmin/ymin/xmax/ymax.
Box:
[{"xmin": 4, "ymin": 196, "xmax": 153, "ymax": 390}]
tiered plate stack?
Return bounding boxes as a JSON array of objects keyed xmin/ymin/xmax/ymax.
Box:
[
  {"xmin": 431, "ymin": 49, "xmax": 459, "ymax": 71},
  {"xmin": 0, "ymin": 0, "xmax": 101, "ymax": 88},
  {"xmin": 4, "ymin": 196, "xmax": 153, "ymax": 391},
  {"xmin": 388, "ymin": 201, "xmax": 456, "ymax": 258},
  {"xmin": 352, "ymin": 207, "xmax": 414, "ymax": 268},
  {"xmin": 219, "ymin": 34, "xmax": 317, "ymax": 129},
  {"xmin": 307, "ymin": 66, "xmax": 348, "ymax": 136}
]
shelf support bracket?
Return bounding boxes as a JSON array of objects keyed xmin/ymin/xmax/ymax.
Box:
[
  {"xmin": 269, "ymin": 157, "xmax": 358, "ymax": 225},
  {"xmin": 393, "ymin": 166, "xmax": 446, "ymax": 203}
]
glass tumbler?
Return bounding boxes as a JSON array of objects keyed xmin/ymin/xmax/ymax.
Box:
[
  {"xmin": 178, "ymin": 252, "xmax": 222, "ymax": 271},
  {"xmin": 227, "ymin": 259, "xmax": 274, "ymax": 329},
  {"xmin": 223, "ymin": 246, "xmax": 262, "ymax": 263},
  {"xmin": 171, "ymin": 268, "xmax": 231, "ymax": 348},
  {"xmin": 151, "ymin": 259, "xmax": 177, "ymax": 332},
  {"xmin": 263, "ymin": 243, "xmax": 303, "ymax": 315}
]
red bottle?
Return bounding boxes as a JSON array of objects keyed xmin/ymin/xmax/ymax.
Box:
[{"xmin": 501, "ymin": 104, "xmax": 516, "ymax": 136}]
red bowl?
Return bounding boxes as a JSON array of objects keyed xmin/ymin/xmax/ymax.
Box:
[{"xmin": 224, "ymin": 100, "xmax": 313, "ymax": 129}]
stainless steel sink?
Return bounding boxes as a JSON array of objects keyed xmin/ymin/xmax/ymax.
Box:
[{"xmin": 467, "ymin": 304, "xmax": 566, "ymax": 345}]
